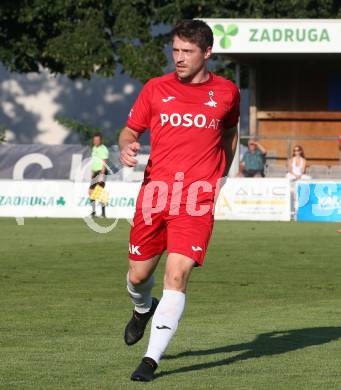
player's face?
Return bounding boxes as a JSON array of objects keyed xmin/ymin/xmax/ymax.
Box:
[
  {"xmin": 172, "ymin": 35, "xmax": 212, "ymax": 81},
  {"xmin": 93, "ymin": 136, "xmax": 101, "ymax": 146}
]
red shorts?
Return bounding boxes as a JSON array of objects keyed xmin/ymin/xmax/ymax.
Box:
[{"xmin": 128, "ymin": 206, "xmax": 214, "ymax": 266}]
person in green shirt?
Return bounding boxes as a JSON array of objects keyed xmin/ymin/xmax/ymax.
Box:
[
  {"xmin": 239, "ymin": 139, "xmax": 267, "ymax": 177},
  {"xmin": 89, "ymin": 132, "xmax": 109, "ymax": 217}
]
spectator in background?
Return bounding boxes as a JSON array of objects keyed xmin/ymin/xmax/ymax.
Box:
[
  {"xmin": 89, "ymin": 132, "xmax": 109, "ymax": 218},
  {"xmin": 239, "ymin": 139, "xmax": 267, "ymax": 177},
  {"xmin": 286, "ymin": 145, "xmax": 310, "ymax": 181}
]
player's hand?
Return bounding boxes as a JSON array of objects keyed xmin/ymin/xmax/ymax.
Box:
[{"xmin": 120, "ymin": 142, "xmax": 140, "ymax": 167}]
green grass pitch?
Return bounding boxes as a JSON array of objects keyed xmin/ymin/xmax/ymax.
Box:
[{"xmin": 1, "ymin": 217, "xmax": 341, "ymax": 389}]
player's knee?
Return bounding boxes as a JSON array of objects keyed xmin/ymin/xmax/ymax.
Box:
[
  {"xmin": 164, "ymin": 270, "xmax": 186, "ymax": 290},
  {"xmin": 128, "ymin": 271, "xmax": 149, "ymax": 286},
  {"xmin": 128, "ymin": 273, "xmax": 143, "ymax": 286}
]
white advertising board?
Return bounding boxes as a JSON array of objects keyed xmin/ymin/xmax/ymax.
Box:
[
  {"xmin": 202, "ymin": 19, "xmax": 341, "ymax": 53},
  {"xmin": 0, "ymin": 180, "xmax": 141, "ymax": 219},
  {"xmin": 0, "ymin": 179, "xmax": 291, "ymax": 221},
  {"xmin": 215, "ymin": 178, "xmax": 291, "ymax": 221}
]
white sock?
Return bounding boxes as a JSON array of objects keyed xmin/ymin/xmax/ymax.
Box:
[
  {"xmin": 126, "ymin": 273, "xmax": 154, "ymax": 314},
  {"xmin": 145, "ymin": 289, "xmax": 186, "ymax": 364}
]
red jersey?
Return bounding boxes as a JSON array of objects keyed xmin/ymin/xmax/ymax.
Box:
[{"xmin": 126, "ymin": 72, "xmax": 240, "ymax": 206}]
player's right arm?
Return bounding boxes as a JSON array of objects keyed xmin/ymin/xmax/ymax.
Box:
[
  {"xmin": 119, "ymin": 127, "xmax": 141, "ymax": 167},
  {"xmin": 119, "ymin": 79, "xmax": 154, "ymax": 167}
]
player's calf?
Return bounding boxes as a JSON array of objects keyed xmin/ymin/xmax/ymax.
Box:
[
  {"xmin": 125, "ymin": 273, "xmax": 158, "ymax": 345},
  {"xmin": 143, "ymin": 289, "xmax": 186, "ymax": 365}
]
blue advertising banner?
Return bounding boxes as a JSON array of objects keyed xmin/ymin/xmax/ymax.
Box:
[{"xmin": 296, "ymin": 182, "xmax": 341, "ymax": 222}]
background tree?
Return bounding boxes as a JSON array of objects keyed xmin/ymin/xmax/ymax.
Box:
[
  {"xmin": 0, "ymin": 125, "xmax": 7, "ymax": 143},
  {"xmin": 0, "ymin": 0, "xmax": 340, "ymax": 83},
  {"xmin": 55, "ymin": 115, "xmax": 107, "ymax": 145}
]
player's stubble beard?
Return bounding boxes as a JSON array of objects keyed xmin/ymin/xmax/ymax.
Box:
[{"xmin": 175, "ymin": 59, "xmax": 208, "ymax": 84}]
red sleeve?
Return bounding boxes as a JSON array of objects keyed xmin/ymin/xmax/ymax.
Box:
[
  {"xmin": 126, "ymin": 80, "xmax": 153, "ymax": 133},
  {"xmin": 222, "ymin": 85, "xmax": 240, "ymax": 130}
]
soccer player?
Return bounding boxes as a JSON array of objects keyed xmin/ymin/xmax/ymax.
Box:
[
  {"xmin": 89, "ymin": 132, "xmax": 109, "ymax": 218},
  {"xmin": 119, "ymin": 20, "xmax": 240, "ymax": 381}
]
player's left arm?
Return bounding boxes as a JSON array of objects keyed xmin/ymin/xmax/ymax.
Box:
[
  {"xmin": 221, "ymin": 85, "xmax": 240, "ymax": 176},
  {"xmin": 222, "ymin": 126, "xmax": 238, "ymax": 176}
]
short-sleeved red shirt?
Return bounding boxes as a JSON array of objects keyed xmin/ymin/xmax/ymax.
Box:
[{"xmin": 126, "ymin": 71, "xmax": 240, "ymax": 206}]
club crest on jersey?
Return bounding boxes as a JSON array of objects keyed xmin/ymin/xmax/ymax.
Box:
[{"xmin": 204, "ymin": 91, "xmax": 217, "ymax": 108}]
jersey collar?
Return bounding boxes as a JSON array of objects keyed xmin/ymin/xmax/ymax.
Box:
[{"xmin": 174, "ymin": 71, "xmax": 213, "ymax": 87}]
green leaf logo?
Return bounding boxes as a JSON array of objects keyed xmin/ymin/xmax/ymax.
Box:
[
  {"xmin": 56, "ymin": 196, "xmax": 66, "ymax": 206},
  {"xmin": 213, "ymin": 24, "xmax": 239, "ymax": 49}
]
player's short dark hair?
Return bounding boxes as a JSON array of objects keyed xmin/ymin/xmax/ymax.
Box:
[
  {"xmin": 172, "ymin": 20, "xmax": 213, "ymax": 52},
  {"xmin": 93, "ymin": 132, "xmax": 102, "ymax": 139}
]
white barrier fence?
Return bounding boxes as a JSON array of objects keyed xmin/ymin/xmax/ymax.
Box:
[
  {"xmin": 216, "ymin": 178, "xmax": 291, "ymax": 221},
  {"xmin": 0, "ymin": 179, "xmax": 291, "ymax": 221}
]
